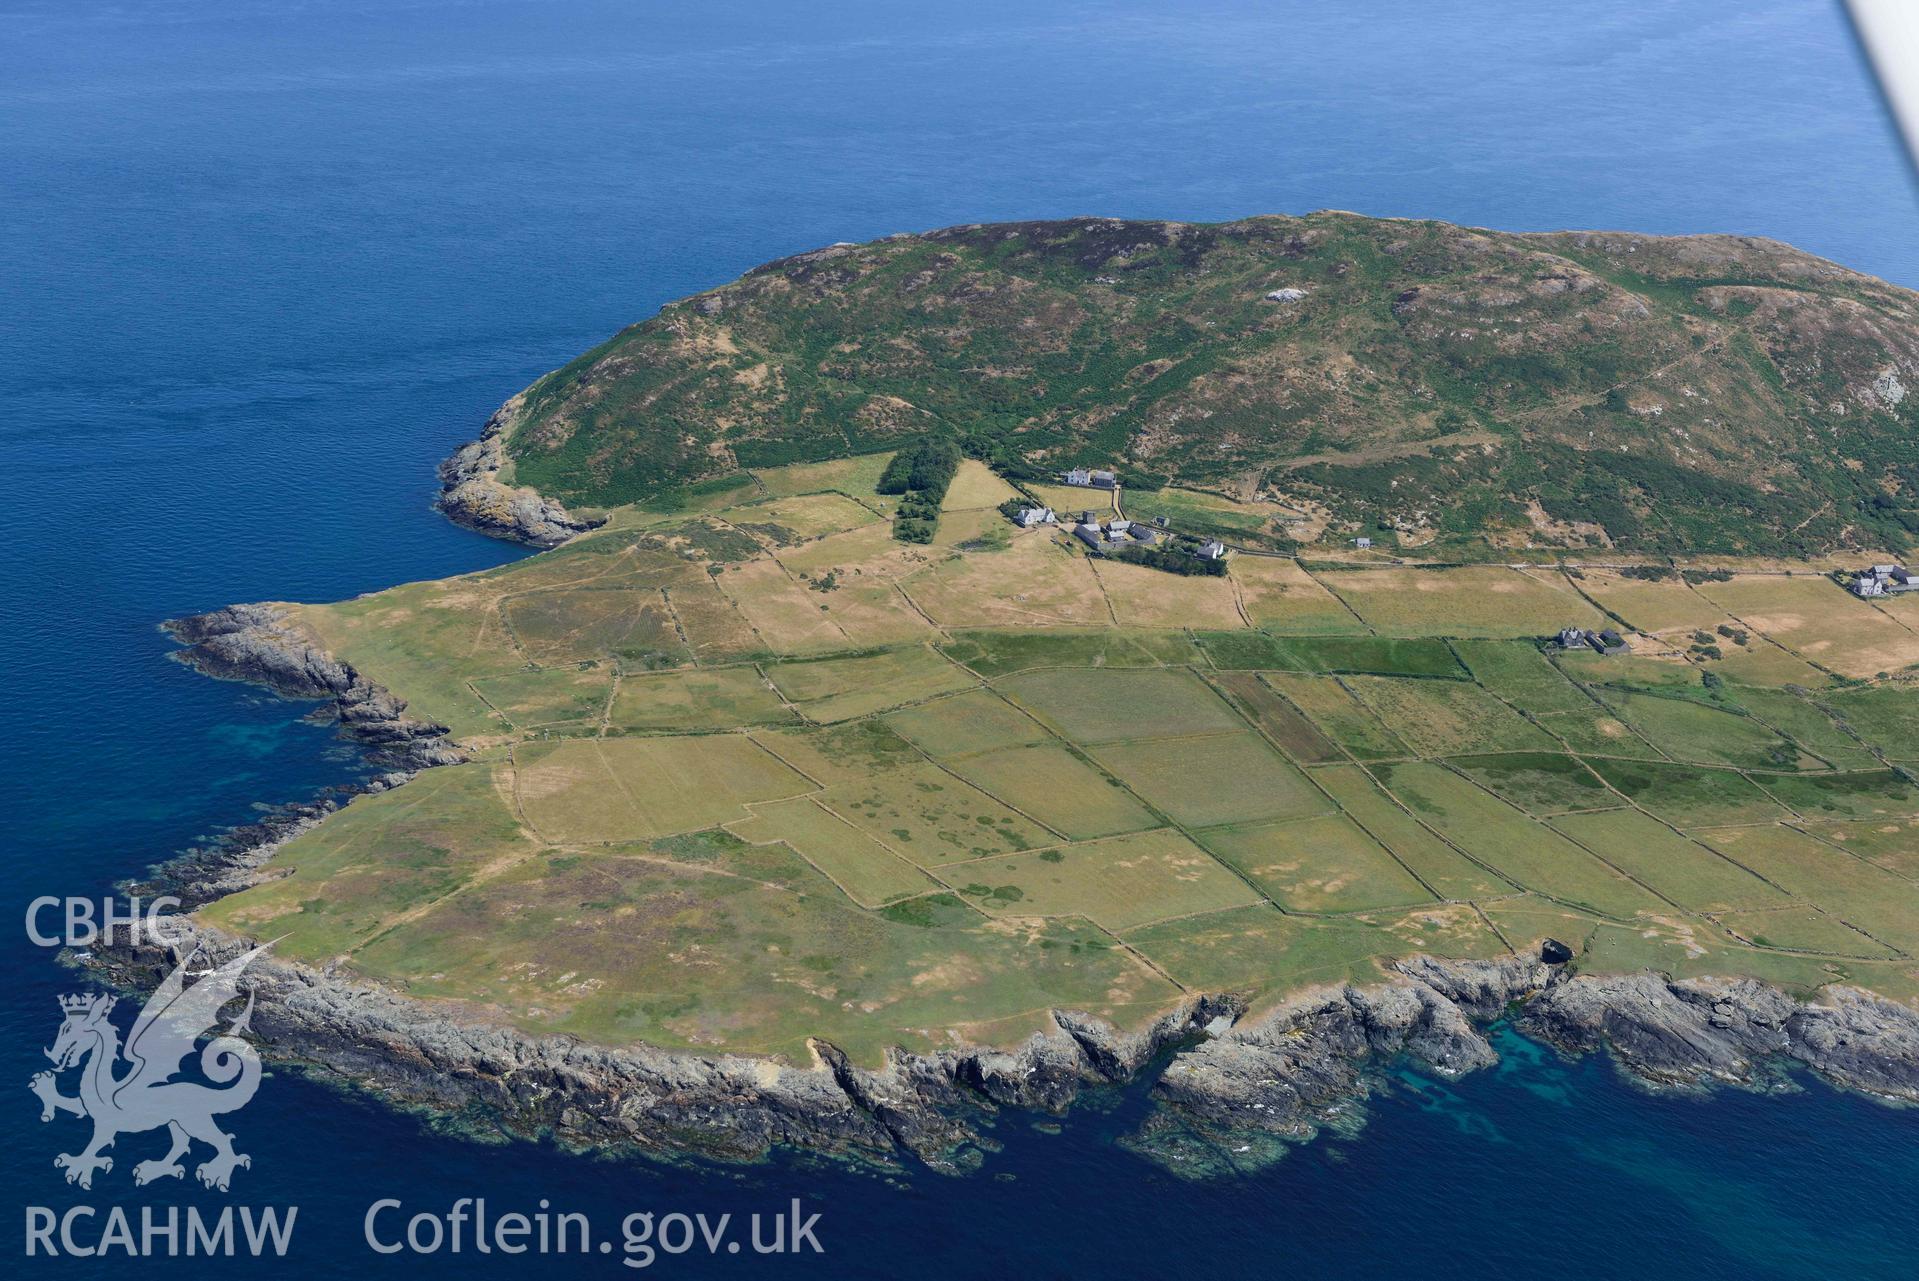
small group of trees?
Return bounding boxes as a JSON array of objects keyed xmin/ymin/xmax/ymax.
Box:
[{"xmin": 880, "ymin": 438, "xmax": 963, "ymax": 543}]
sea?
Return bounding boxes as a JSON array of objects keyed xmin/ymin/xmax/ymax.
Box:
[{"xmin": 4, "ymin": 1, "xmax": 1918, "ymax": 1276}]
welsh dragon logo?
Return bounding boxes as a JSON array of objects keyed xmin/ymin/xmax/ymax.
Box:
[{"xmin": 30, "ymin": 944, "xmax": 269, "ymax": 1191}]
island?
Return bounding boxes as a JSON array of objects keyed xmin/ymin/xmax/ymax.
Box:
[{"xmin": 119, "ymin": 215, "xmax": 1919, "ymax": 1177}]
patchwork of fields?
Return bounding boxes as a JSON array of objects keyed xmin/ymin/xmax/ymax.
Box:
[{"xmin": 205, "ymin": 457, "xmax": 1919, "ymax": 1064}]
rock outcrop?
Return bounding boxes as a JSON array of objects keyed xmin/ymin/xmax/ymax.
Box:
[
  {"xmin": 165, "ymin": 604, "xmax": 463, "ymax": 773},
  {"xmin": 1518, "ymin": 970, "xmax": 1919, "ymax": 1101},
  {"xmin": 436, "ymin": 394, "xmax": 600, "ymax": 547},
  {"xmin": 1125, "ymin": 955, "xmax": 1919, "ymax": 1174}
]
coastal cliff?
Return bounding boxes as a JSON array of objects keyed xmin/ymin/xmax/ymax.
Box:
[
  {"xmin": 435, "ymin": 394, "xmax": 600, "ymax": 547},
  {"xmin": 95, "ymin": 893, "xmax": 1919, "ymax": 1178},
  {"xmin": 1145, "ymin": 959, "xmax": 1919, "ymax": 1172}
]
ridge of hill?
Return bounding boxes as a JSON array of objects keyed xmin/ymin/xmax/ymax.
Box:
[{"xmin": 489, "ymin": 213, "xmax": 1919, "ymax": 555}]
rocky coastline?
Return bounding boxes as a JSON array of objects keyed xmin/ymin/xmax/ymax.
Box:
[
  {"xmin": 154, "ymin": 602, "xmax": 464, "ymax": 900},
  {"xmin": 93, "ymin": 879, "xmax": 1919, "ymax": 1178},
  {"xmin": 166, "ymin": 603, "xmax": 464, "ymax": 776},
  {"xmin": 435, "ymin": 393, "xmax": 600, "ymax": 547},
  {"xmin": 130, "ymin": 588, "xmax": 1919, "ymax": 1178}
]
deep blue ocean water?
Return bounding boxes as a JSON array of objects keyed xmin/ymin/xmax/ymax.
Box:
[{"xmin": 5, "ymin": 1, "xmax": 1919, "ymax": 1275}]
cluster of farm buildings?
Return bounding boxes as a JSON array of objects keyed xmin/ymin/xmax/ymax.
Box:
[
  {"xmin": 1011, "ymin": 503, "xmax": 1226, "ymax": 561},
  {"xmin": 1071, "ymin": 513, "xmax": 1158, "ymax": 551},
  {"xmin": 1850, "ymin": 563, "xmax": 1917, "ymax": 599},
  {"xmin": 1043, "ymin": 464, "xmax": 1217, "ymax": 557},
  {"xmin": 1555, "ymin": 626, "xmax": 1627, "ymax": 655},
  {"xmin": 1061, "ymin": 467, "xmax": 1118, "ymax": 490}
]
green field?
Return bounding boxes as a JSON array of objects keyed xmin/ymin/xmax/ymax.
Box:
[
  {"xmin": 1370, "ymin": 762, "xmax": 1667, "ymax": 919},
  {"xmin": 818, "ymin": 761, "xmax": 1052, "ymax": 866},
  {"xmin": 1123, "ymin": 903, "xmax": 1505, "ymax": 1001},
  {"xmin": 766, "ymin": 646, "xmax": 976, "ymax": 722},
  {"xmin": 1344, "ymin": 677, "xmax": 1560, "ymax": 756},
  {"xmin": 1719, "ymin": 685, "xmax": 1881, "ymax": 769},
  {"xmin": 1547, "ymin": 808, "xmax": 1787, "ymax": 913},
  {"xmin": 200, "ymin": 466, "xmax": 1919, "ymax": 1063},
  {"xmin": 1823, "ymin": 685, "xmax": 1919, "ymax": 760},
  {"xmin": 472, "ymin": 667, "xmax": 613, "ymax": 731},
  {"xmin": 1590, "ymin": 688, "xmax": 1809, "ymax": 770},
  {"xmin": 1715, "ymin": 906, "xmax": 1897, "ymax": 959},
  {"xmin": 200, "ymin": 763, "xmax": 540, "ymax": 958},
  {"xmin": 1753, "ymin": 769, "xmax": 1919, "ymax": 822},
  {"xmin": 729, "ymin": 797, "xmax": 941, "ymax": 907},
  {"xmin": 998, "ymin": 668, "xmax": 1245, "ymax": 743},
  {"xmin": 939, "ymin": 628, "xmax": 1204, "ymax": 678},
  {"xmin": 1194, "ymin": 815, "xmax": 1433, "ymax": 913},
  {"xmin": 1309, "ymin": 765, "xmax": 1516, "ymax": 900},
  {"xmin": 515, "ymin": 735, "xmax": 814, "ymax": 843},
  {"xmin": 1206, "ymin": 672, "xmax": 1345, "ymax": 764},
  {"xmin": 1794, "ymin": 818, "xmax": 1919, "ymax": 878},
  {"xmin": 1261, "ymin": 673, "xmax": 1413, "ymax": 760},
  {"xmin": 607, "ymin": 667, "xmax": 795, "ymax": 731},
  {"xmin": 938, "ymin": 743, "xmax": 1161, "ymax": 840},
  {"xmin": 1444, "ymin": 752, "xmax": 1614, "ymax": 816},
  {"xmin": 1201, "ymin": 633, "xmax": 1467, "ymax": 678},
  {"xmin": 1090, "ymin": 733, "xmax": 1330, "ymax": 828},
  {"xmin": 951, "ymin": 829, "xmax": 1262, "ymax": 932},
  {"xmin": 1452, "ymin": 639, "xmax": 1602, "ymax": 713},
  {"xmin": 1582, "ymin": 757, "xmax": 1791, "ymax": 828},
  {"xmin": 1694, "ymin": 825, "xmax": 1919, "ymax": 953},
  {"xmin": 882, "ymin": 689, "xmax": 1050, "ymax": 757}
]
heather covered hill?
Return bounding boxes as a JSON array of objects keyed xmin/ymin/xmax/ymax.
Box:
[{"xmin": 497, "ymin": 214, "xmax": 1919, "ymax": 554}]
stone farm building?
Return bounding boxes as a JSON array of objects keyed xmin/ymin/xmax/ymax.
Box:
[
  {"xmin": 1556, "ymin": 626, "xmax": 1627, "ymax": 655},
  {"xmin": 1061, "ymin": 468, "xmax": 1119, "ymax": 489},
  {"xmin": 1852, "ymin": 564, "xmax": 1916, "ymax": 599},
  {"xmin": 1067, "ymin": 517, "xmax": 1194, "ymax": 557}
]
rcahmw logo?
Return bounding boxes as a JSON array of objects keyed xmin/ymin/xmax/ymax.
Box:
[
  {"xmin": 30, "ymin": 942, "xmax": 270, "ymax": 1191},
  {"xmin": 26, "ymin": 1205, "xmax": 296, "ymax": 1260}
]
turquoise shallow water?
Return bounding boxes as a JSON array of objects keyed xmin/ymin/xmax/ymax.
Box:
[{"xmin": 4, "ymin": 1, "xmax": 1918, "ymax": 1275}]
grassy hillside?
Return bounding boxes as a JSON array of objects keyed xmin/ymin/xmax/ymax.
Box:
[{"xmin": 501, "ymin": 214, "xmax": 1919, "ymax": 556}]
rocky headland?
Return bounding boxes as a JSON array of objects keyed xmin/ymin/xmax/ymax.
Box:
[{"xmin": 435, "ymin": 394, "xmax": 601, "ymax": 547}]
